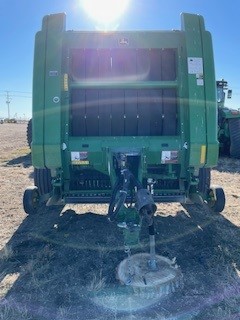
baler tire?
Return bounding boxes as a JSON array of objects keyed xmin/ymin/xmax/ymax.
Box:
[
  {"xmin": 27, "ymin": 118, "xmax": 32, "ymax": 149},
  {"xmin": 208, "ymin": 187, "xmax": 225, "ymax": 213},
  {"xmin": 198, "ymin": 168, "xmax": 211, "ymax": 199},
  {"xmin": 34, "ymin": 168, "xmax": 52, "ymax": 196},
  {"xmin": 229, "ymin": 118, "xmax": 240, "ymax": 159},
  {"xmin": 23, "ymin": 186, "xmax": 40, "ymax": 215}
]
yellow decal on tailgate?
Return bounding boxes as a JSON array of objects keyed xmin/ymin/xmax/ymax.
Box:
[{"xmin": 200, "ymin": 145, "xmax": 206, "ymax": 164}]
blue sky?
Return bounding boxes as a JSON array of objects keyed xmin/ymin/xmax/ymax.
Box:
[{"xmin": 0, "ymin": 0, "xmax": 239, "ymax": 119}]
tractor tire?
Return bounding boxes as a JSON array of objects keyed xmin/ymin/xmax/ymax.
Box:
[
  {"xmin": 198, "ymin": 168, "xmax": 211, "ymax": 199},
  {"xmin": 229, "ymin": 118, "xmax": 240, "ymax": 159},
  {"xmin": 23, "ymin": 186, "xmax": 40, "ymax": 215},
  {"xmin": 208, "ymin": 187, "xmax": 225, "ymax": 213},
  {"xmin": 34, "ymin": 168, "xmax": 52, "ymax": 196},
  {"xmin": 27, "ymin": 118, "xmax": 32, "ymax": 149}
]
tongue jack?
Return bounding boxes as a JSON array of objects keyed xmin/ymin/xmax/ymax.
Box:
[{"xmin": 148, "ymin": 223, "xmax": 158, "ymax": 271}]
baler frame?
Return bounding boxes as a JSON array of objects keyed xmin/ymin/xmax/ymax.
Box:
[{"xmin": 24, "ymin": 12, "xmax": 225, "ymax": 216}]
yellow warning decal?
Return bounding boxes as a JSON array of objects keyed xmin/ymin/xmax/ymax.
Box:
[
  {"xmin": 72, "ymin": 160, "xmax": 89, "ymax": 165},
  {"xmin": 200, "ymin": 145, "xmax": 206, "ymax": 164},
  {"xmin": 63, "ymin": 74, "xmax": 68, "ymax": 91},
  {"xmin": 71, "ymin": 152, "xmax": 89, "ymax": 165}
]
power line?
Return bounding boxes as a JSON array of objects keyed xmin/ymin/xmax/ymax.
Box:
[
  {"xmin": 11, "ymin": 94, "xmax": 32, "ymax": 98},
  {"xmin": 0, "ymin": 93, "xmax": 32, "ymax": 98},
  {"xmin": 0, "ymin": 90, "xmax": 32, "ymax": 98},
  {"xmin": 0, "ymin": 91, "xmax": 32, "ymax": 119},
  {"xmin": 0, "ymin": 90, "xmax": 31, "ymax": 94},
  {"xmin": 10, "ymin": 90, "xmax": 32, "ymax": 94}
]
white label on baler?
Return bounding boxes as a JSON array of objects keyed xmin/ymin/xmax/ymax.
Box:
[
  {"xmin": 71, "ymin": 152, "xmax": 81, "ymax": 161},
  {"xmin": 161, "ymin": 151, "xmax": 178, "ymax": 164},
  {"xmin": 49, "ymin": 70, "xmax": 58, "ymax": 76},
  {"xmin": 188, "ymin": 57, "xmax": 203, "ymax": 74},
  {"xmin": 196, "ymin": 73, "xmax": 204, "ymax": 86},
  {"xmin": 71, "ymin": 152, "xmax": 89, "ymax": 165},
  {"xmin": 197, "ymin": 79, "xmax": 204, "ymax": 86}
]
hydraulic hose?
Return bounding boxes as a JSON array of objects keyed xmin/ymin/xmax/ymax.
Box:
[{"xmin": 107, "ymin": 169, "xmax": 143, "ymax": 222}]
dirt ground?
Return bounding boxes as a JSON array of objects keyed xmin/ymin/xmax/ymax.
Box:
[{"xmin": 0, "ymin": 123, "xmax": 239, "ymax": 320}]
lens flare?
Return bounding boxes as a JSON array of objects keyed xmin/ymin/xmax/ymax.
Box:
[{"xmin": 81, "ymin": 0, "xmax": 130, "ymax": 26}]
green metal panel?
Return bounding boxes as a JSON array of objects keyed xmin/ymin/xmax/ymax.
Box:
[
  {"xmin": 32, "ymin": 13, "xmax": 66, "ymax": 169},
  {"xmin": 65, "ymin": 31, "xmax": 182, "ymax": 50},
  {"xmin": 201, "ymin": 30, "xmax": 219, "ymax": 166},
  {"xmin": 43, "ymin": 13, "xmax": 66, "ymax": 169},
  {"xmin": 67, "ymin": 136, "xmax": 181, "ymax": 174},
  {"xmin": 70, "ymin": 81, "xmax": 178, "ymax": 89},
  {"xmin": 181, "ymin": 13, "xmax": 208, "ymax": 167},
  {"xmin": 31, "ymin": 31, "xmax": 46, "ymax": 168}
]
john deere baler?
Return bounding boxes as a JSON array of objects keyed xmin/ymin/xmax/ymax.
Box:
[{"xmin": 24, "ymin": 12, "xmax": 225, "ymax": 215}]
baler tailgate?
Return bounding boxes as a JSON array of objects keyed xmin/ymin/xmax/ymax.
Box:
[{"xmin": 70, "ymin": 89, "xmax": 178, "ymax": 137}]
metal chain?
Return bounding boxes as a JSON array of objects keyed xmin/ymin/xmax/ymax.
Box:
[{"xmin": 124, "ymin": 244, "xmax": 133, "ymax": 285}]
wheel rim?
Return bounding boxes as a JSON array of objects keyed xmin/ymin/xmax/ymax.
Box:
[
  {"xmin": 32, "ymin": 190, "xmax": 40, "ymax": 209},
  {"xmin": 208, "ymin": 189, "xmax": 215, "ymax": 208}
]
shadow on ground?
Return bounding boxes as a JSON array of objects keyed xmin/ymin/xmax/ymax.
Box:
[
  {"xmin": 213, "ymin": 157, "xmax": 240, "ymax": 174},
  {"xmin": 6, "ymin": 153, "xmax": 32, "ymax": 168},
  {"xmin": 0, "ymin": 204, "xmax": 239, "ymax": 320}
]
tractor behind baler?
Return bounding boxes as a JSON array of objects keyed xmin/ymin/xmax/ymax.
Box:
[
  {"xmin": 217, "ymin": 79, "xmax": 240, "ymax": 158},
  {"xmin": 23, "ymin": 12, "xmax": 225, "ymax": 299}
]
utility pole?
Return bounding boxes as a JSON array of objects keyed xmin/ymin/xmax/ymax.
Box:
[{"xmin": 5, "ymin": 91, "xmax": 11, "ymax": 119}]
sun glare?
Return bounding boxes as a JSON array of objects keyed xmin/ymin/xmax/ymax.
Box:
[{"xmin": 81, "ymin": 0, "xmax": 130, "ymax": 27}]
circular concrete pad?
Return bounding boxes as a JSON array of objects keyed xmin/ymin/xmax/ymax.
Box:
[
  {"xmin": 92, "ymin": 253, "xmax": 183, "ymax": 312},
  {"xmin": 117, "ymin": 253, "xmax": 182, "ymax": 299},
  {"xmin": 92, "ymin": 289, "xmax": 164, "ymax": 312}
]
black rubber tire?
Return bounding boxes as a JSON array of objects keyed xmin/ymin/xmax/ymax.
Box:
[
  {"xmin": 229, "ymin": 118, "xmax": 240, "ymax": 159},
  {"xmin": 208, "ymin": 187, "xmax": 225, "ymax": 213},
  {"xmin": 27, "ymin": 118, "xmax": 32, "ymax": 149},
  {"xmin": 34, "ymin": 168, "xmax": 52, "ymax": 196},
  {"xmin": 198, "ymin": 168, "xmax": 211, "ymax": 199},
  {"xmin": 23, "ymin": 186, "xmax": 40, "ymax": 215}
]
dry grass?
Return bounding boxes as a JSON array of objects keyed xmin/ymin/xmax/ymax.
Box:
[
  {"xmin": 0, "ymin": 123, "xmax": 239, "ymax": 319},
  {"xmin": 87, "ymin": 270, "xmax": 107, "ymax": 292}
]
